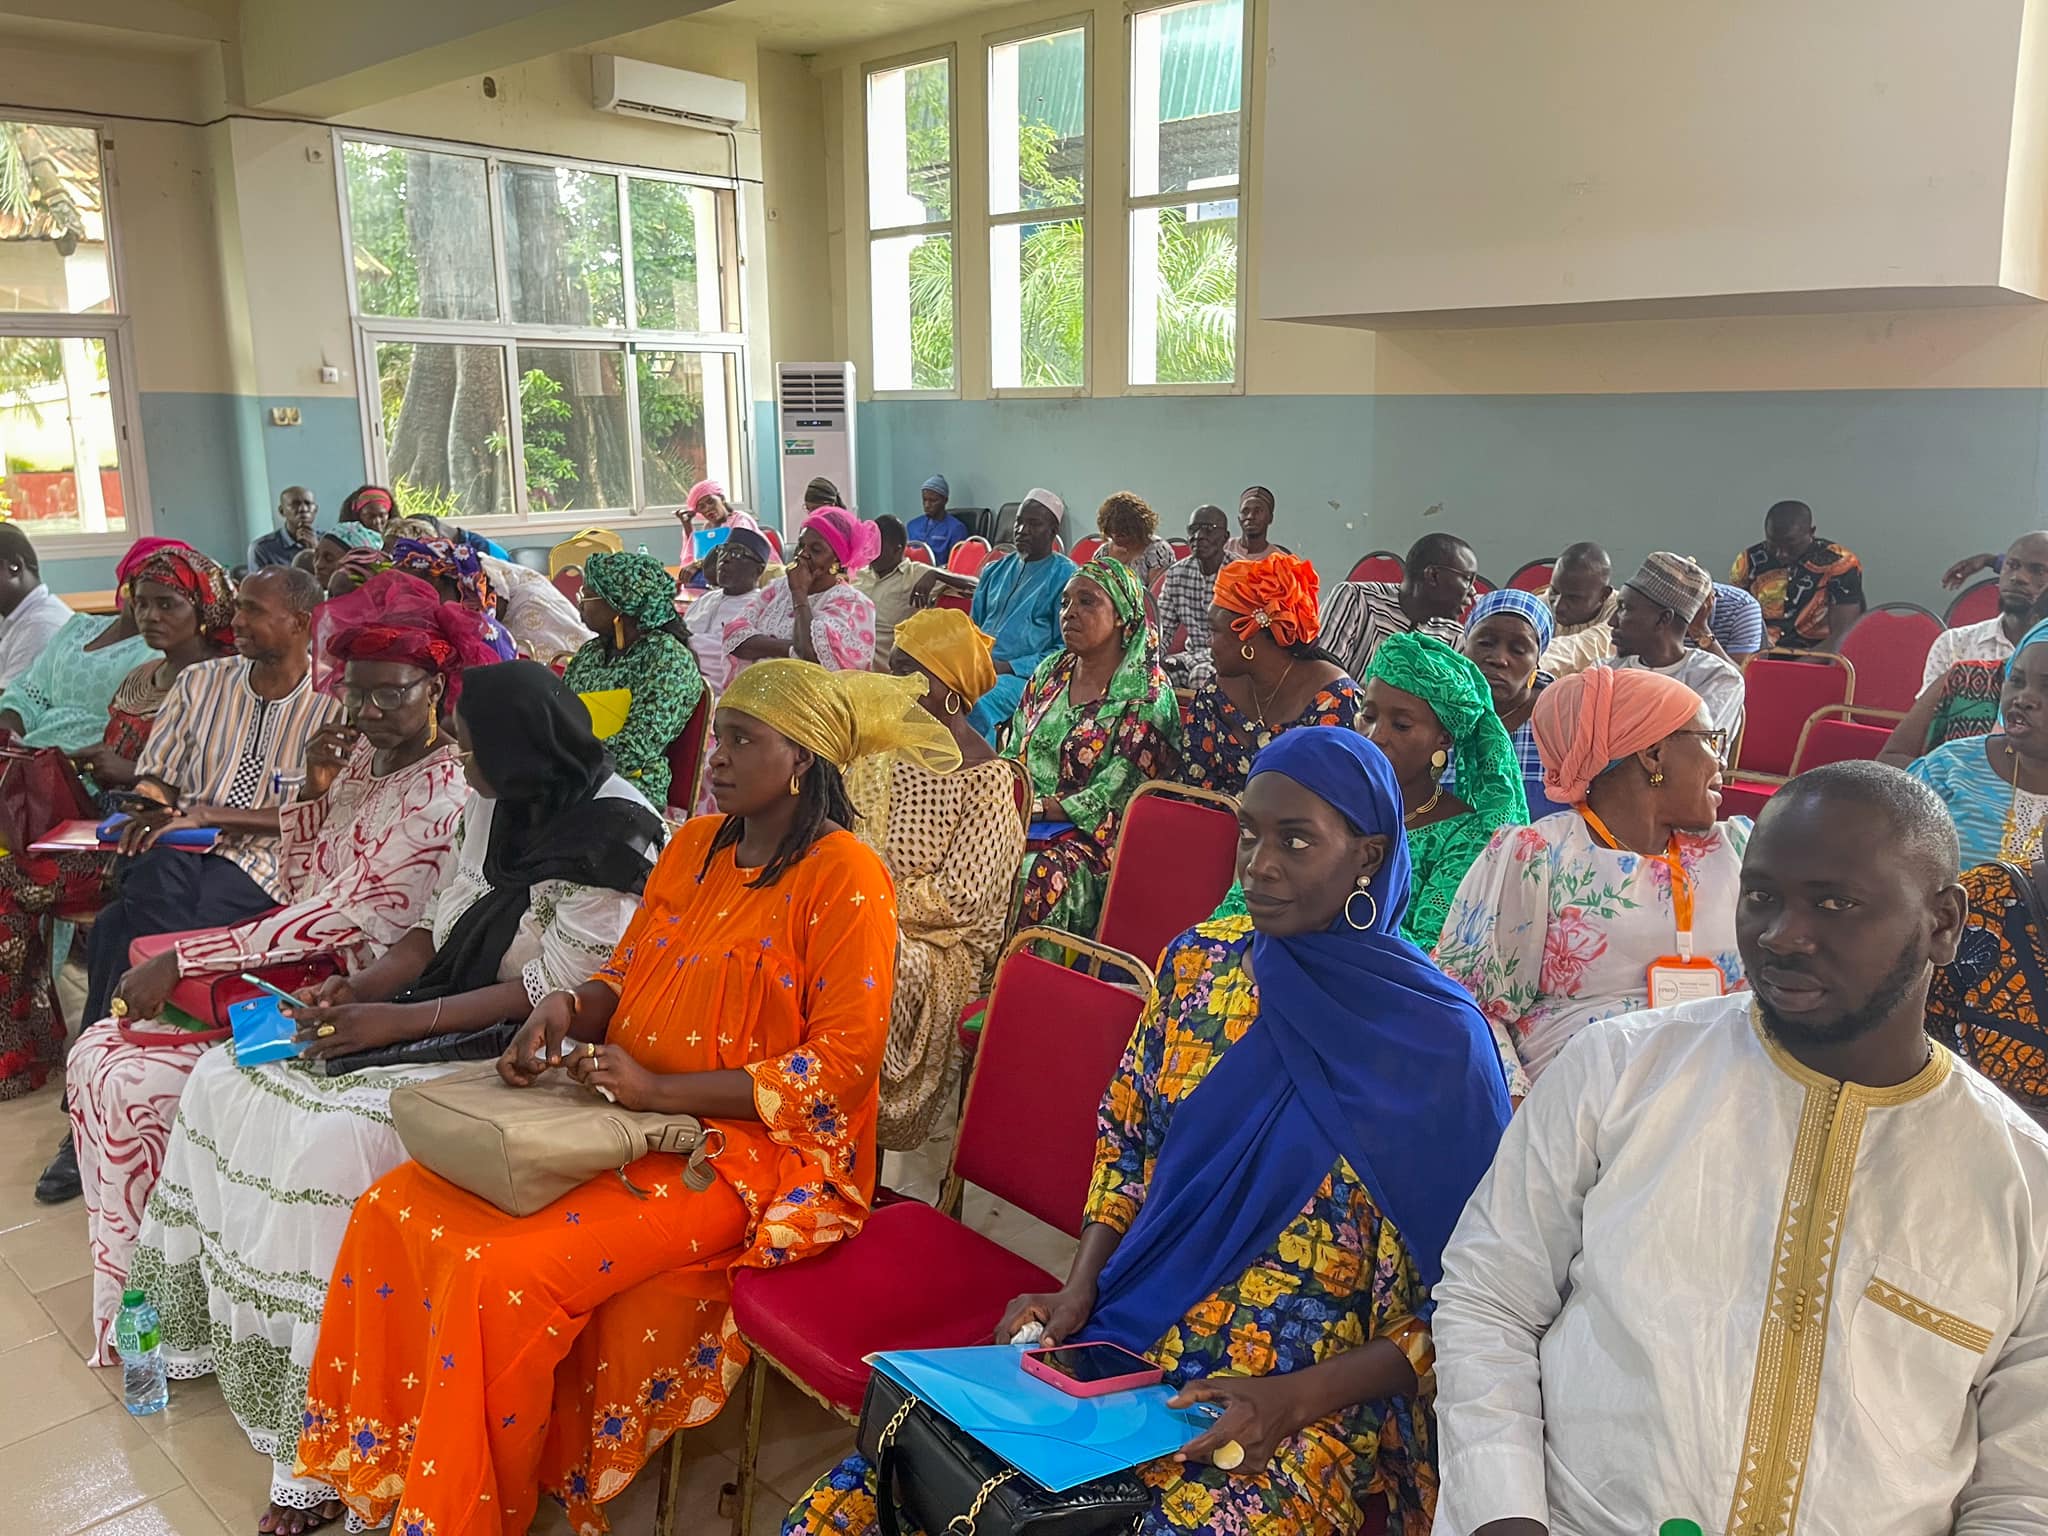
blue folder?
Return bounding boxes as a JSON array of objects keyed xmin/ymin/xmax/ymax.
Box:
[
  {"xmin": 228, "ymin": 995, "xmax": 303, "ymax": 1066},
  {"xmin": 691, "ymin": 526, "xmax": 734, "ymax": 562},
  {"xmin": 865, "ymin": 1347, "xmax": 1217, "ymax": 1492}
]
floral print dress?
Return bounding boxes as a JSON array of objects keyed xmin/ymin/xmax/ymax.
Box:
[
  {"xmin": 786, "ymin": 915, "xmax": 1437, "ymax": 1536},
  {"xmin": 563, "ymin": 630, "xmax": 703, "ymax": 808},
  {"xmin": 1180, "ymin": 676, "xmax": 1366, "ymax": 796},
  {"xmin": 1434, "ymin": 809, "xmax": 1752, "ymax": 1092}
]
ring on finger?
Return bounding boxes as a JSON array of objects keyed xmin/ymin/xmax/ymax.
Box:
[{"xmin": 316, "ymin": 1025, "xmax": 336, "ymax": 1038}]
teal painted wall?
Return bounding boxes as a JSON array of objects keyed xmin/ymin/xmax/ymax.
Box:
[{"xmin": 856, "ymin": 390, "xmax": 2048, "ymax": 610}]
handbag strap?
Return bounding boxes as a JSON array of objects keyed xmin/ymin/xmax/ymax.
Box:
[
  {"xmin": 873, "ymin": 1395, "xmax": 1017, "ymax": 1536},
  {"xmin": 1998, "ymin": 860, "xmax": 2048, "ymax": 932}
]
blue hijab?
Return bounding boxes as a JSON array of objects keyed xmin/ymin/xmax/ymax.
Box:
[
  {"xmin": 1086, "ymin": 728, "xmax": 1513, "ymax": 1352},
  {"xmin": 2002, "ymin": 618, "xmax": 2048, "ymax": 725}
]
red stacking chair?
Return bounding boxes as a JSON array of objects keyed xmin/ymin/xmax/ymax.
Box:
[
  {"xmin": 760, "ymin": 527, "xmax": 784, "ymax": 563},
  {"xmin": 1838, "ymin": 604, "xmax": 1943, "ymax": 714},
  {"xmin": 904, "ymin": 540, "xmax": 936, "ymax": 565},
  {"xmin": 1719, "ymin": 652, "xmax": 1855, "ymax": 816},
  {"xmin": 551, "ymin": 569, "xmax": 584, "ymax": 604},
  {"xmin": 1947, "ymin": 580, "xmax": 2000, "ymax": 627},
  {"xmin": 946, "ymin": 536, "xmax": 992, "ymax": 576},
  {"xmin": 933, "ymin": 591, "xmax": 973, "ymax": 614},
  {"xmin": 1719, "ymin": 702, "xmax": 1900, "ymax": 820},
  {"xmin": 1096, "ymin": 782, "xmax": 1242, "ymax": 972},
  {"xmin": 708, "ymin": 929, "xmax": 1152, "ymax": 1536},
  {"xmin": 1507, "ymin": 558, "xmax": 1556, "ymax": 594},
  {"xmin": 1170, "ymin": 539, "xmax": 1191, "ymax": 560},
  {"xmin": 1071, "ymin": 534, "xmax": 1104, "ymax": 564},
  {"xmin": 1346, "ymin": 550, "xmax": 1405, "ymax": 584},
  {"xmin": 664, "ymin": 691, "xmax": 712, "ymax": 816}
]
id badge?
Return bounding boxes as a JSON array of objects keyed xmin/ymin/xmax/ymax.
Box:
[{"xmin": 1647, "ymin": 955, "xmax": 1726, "ymax": 1009}]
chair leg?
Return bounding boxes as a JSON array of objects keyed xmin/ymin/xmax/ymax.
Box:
[
  {"xmin": 653, "ymin": 1428, "xmax": 687, "ymax": 1536},
  {"xmin": 732, "ymin": 1352, "xmax": 768, "ymax": 1536}
]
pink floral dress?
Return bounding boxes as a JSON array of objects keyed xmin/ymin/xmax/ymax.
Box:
[{"xmin": 1433, "ymin": 809, "xmax": 1752, "ymax": 1092}]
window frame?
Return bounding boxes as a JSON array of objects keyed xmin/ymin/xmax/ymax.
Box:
[
  {"xmin": 1122, "ymin": 0, "xmax": 1250, "ymax": 397},
  {"xmin": 985, "ymin": 12, "xmax": 1094, "ymax": 400},
  {"xmin": 0, "ymin": 110, "xmax": 153, "ymax": 558},
  {"xmin": 334, "ymin": 128, "xmax": 753, "ymax": 537},
  {"xmin": 862, "ymin": 45, "xmax": 961, "ymax": 401}
]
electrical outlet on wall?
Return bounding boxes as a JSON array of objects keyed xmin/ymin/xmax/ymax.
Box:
[
  {"xmin": 270, "ymin": 407, "xmax": 301, "ymax": 427},
  {"xmin": 319, "ymin": 365, "xmax": 341, "ymax": 384}
]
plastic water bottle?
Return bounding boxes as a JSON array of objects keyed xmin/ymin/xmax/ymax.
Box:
[
  {"xmin": 114, "ymin": 1288, "xmax": 168, "ymax": 1416},
  {"xmin": 637, "ymin": 542, "xmax": 652, "ymax": 558}
]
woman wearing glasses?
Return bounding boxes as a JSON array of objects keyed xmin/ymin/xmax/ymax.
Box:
[
  {"xmin": 66, "ymin": 572, "xmax": 496, "ymax": 1374},
  {"xmin": 1434, "ymin": 667, "xmax": 1748, "ymax": 1092}
]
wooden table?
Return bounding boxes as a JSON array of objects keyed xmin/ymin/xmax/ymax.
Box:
[{"xmin": 61, "ymin": 589, "xmax": 119, "ymax": 616}]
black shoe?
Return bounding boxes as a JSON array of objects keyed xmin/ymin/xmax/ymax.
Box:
[{"xmin": 34, "ymin": 1134, "xmax": 80, "ymax": 1205}]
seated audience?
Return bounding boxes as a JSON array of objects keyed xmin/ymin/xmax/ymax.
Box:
[
  {"xmin": 310, "ymin": 523, "xmax": 383, "ymax": 591},
  {"xmin": 726, "ymin": 506, "xmax": 879, "ymax": 677},
  {"xmin": 905, "ymin": 473, "xmax": 969, "ymax": 563},
  {"xmin": 917, "ymin": 493, "xmax": 1077, "ymax": 741},
  {"xmin": 685, "ymin": 529, "xmax": 770, "ymax": 693},
  {"xmin": 1437, "ymin": 667, "xmax": 1746, "ymax": 1091},
  {"xmin": 1361, "ymin": 633, "xmax": 1530, "ymax": 951},
  {"xmin": 1908, "ymin": 618, "xmax": 2048, "ymax": 867},
  {"xmin": 1457, "ymin": 588, "xmax": 1565, "ymax": 819},
  {"xmin": 674, "ymin": 480, "xmax": 762, "ymax": 586},
  {"xmin": 1604, "ymin": 552, "xmax": 1746, "ymax": 740},
  {"xmin": 1157, "ymin": 503, "xmax": 1236, "ymax": 685},
  {"xmin": 389, "ymin": 535, "xmax": 517, "ymax": 659},
  {"xmin": 565, "ymin": 550, "xmax": 705, "ymax": 808},
  {"xmin": 1928, "ymin": 530, "xmax": 2048, "ymax": 684},
  {"xmin": 1096, "ymin": 489, "xmax": 1176, "ymax": 589},
  {"xmin": 0, "ymin": 544, "xmax": 228, "ymax": 1105},
  {"xmin": 293, "ymin": 659, "xmax": 934, "ymax": 1536},
  {"xmin": 1432, "ymin": 763, "xmax": 2048, "ymax": 1536},
  {"xmin": 248, "ymin": 485, "xmax": 318, "ymax": 571},
  {"xmin": 0, "ymin": 534, "xmax": 165, "ymax": 752},
  {"xmin": 1225, "ymin": 483, "xmax": 1289, "ymax": 560},
  {"xmin": 1320, "ymin": 531, "xmax": 1474, "ymax": 680},
  {"xmin": 0, "ymin": 524, "xmax": 75, "ymax": 687},
  {"xmin": 336, "ymin": 484, "xmax": 394, "ymax": 537},
  {"xmin": 1181, "ymin": 552, "xmax": 1359, "ymax": 795},
  {"xmin": 126, "ymin": 660, "xmax": 664, "ymax": 1531},
  {"xmin": 69, "ymin": 571, "xmax": 493, "ymax": 1362},
  {"xmin": 1537, "ymin": 541, "xmax": 1618, "ymax": 678},
  {"xmin": 790, "ymin": 726, "xmax": 1513, "ymax": 1536},
  {"xmin": 859, "ymin": 609, "xmax": 1026, "ymax": 1151},
  {"xmin": 1731, "ymin": 497, "xmax": 1865, "ymax": 652},
  {"xmin": 1702, "ymin": 579, "xmax": 1765, "ymax": 663},
  {"xmin": 1876, "ymin": 590, "xmax": 2048, "ymax": 766},
  {"xmin": 1928, "ymin": 856, "xmax": 2048, "ymax": 1125},
  {"xmin": 478, "ymin": 550, "xmax": 594, "ymax": 663},
  {"xmin": 852, "ymin": 514, "xmax": 931, "ymax": 665},
  {"xmin": 1009, "ymin": 555, "xmax": 1183, "ymax": 935}
]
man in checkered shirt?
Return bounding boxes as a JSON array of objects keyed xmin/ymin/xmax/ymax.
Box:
[{"xmin": 1158, "ymin": 504, "xmax": 1237, "ymax": 686}]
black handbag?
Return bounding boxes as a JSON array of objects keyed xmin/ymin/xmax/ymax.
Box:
[
  {"xmin": 856, "ymin": 1369, "xmax": 1147, "ymax": 1536},
  {"xmin": 309, "ymin": 1018, "xmax": 521, "ymax": 1076}
]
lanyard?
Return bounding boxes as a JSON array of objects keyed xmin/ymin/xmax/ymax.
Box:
[{"xmin": 1579, "ymin": 805, "xmax": 1697, "ymax": 961}]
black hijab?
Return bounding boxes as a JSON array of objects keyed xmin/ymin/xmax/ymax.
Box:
[{"xmin": 403, "ymin": 660, "xmax": 663, "ymax": 1001}]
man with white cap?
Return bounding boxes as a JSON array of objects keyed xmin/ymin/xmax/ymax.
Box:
[
  {"xmin": 1603, "ymin": 551, "xmax": 1747, "ymax": 742},
  {"xmin": 906, "ymin": 473, "xmax": 970, "ymax": 563}
]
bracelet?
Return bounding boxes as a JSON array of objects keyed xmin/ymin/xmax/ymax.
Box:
[{"xmin": 430, "ymin": 997, "xmax": 444, "ymax": 1031}]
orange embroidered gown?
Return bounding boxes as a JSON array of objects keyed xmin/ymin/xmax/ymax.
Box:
[{"xmin": 293, "ymin": 819, "xmax": 897, "ymax": 1535}]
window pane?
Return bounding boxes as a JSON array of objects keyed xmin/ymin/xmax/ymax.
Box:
[
  {"xmin": 989, "ymin": 28, "xmax": 1086, "ymax": 215},
  {"xmin": 0, "ymin": 121, "xmax": 112, "ymax": 313},
  {"xmin": 867, "ymin": 58, "xmax": 952, "ymax": 227},
  {"xmin": 502, "ymin": 165, "xmax": 624, "ymax": 328},
  {"xmin": 871, "ymin": 232, "xmax": 954, "ymax": 392},
  {"xmin": 374, "ymin": 341, "xmax": 512, "ymax": 520},
  {"xmin": 1130, "ymin": 0, "xmax": 1243, "ymax": 198},
  {"xmin": 1130, "ymin": 202, "xmax": 1237, "ymax": 386},
  {"xmin": 630, "ymin": 178, "xmax": 721, "ymax": 332},
  {"xmin": 516, "ymin": 346, "xmax": 631, "ymax": 511},
  {"xmin": 0, "ymin": 336, "xmax": 124, "ymax": 534},
  {"xmin": 638, "ymin": 349, "xmax": 738, "ymax": 506},
  {"xmin": 991, "ymin": 218, "xmax": 1084, "ymax": 389},
  {"xmin": 343, "ymin": 141, "xmax": 497, "ymax": 321}
]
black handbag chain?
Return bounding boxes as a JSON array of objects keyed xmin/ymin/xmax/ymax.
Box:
[{"xmin": 875, "ymin": 1394, "xmax": 1020, "ymax": 1536}]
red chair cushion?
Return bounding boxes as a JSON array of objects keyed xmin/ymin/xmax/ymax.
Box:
[
  {"xmin": 1719, "ymin": 780, "xmax": 1777, "ymax": 820},
  {"xmin": 731, "ymin": 1201, "xmax": 1059, "ymax": 1412}
]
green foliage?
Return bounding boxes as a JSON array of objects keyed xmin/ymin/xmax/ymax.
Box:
[
  {"xmin": 628, "ymin": 180, "xmax": 704, "ymax": 330},
  {"xmin": 907, "ymin": 238, "xmax": 955, "ymax": 391},
  {"xmin": 392, "ymin": 477, "xmax": 463, "ymax": 523},
  {"xmin": 1149, "ymin": 210, "xmax": 1238, "ymax": 385},
  {"xmin": 511, "ymin": 368, "xmax": 576, "ymax": 511}
]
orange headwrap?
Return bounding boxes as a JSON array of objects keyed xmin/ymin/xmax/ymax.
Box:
[
  {"xmin": 1531, "ymin": 667, "xmax": 1704, "ymax": 805},
  {"xmin": 1212, "ymin": 552, "xmax": 1321, "ymax": 648}
]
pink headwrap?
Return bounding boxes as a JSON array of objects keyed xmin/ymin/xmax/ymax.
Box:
[
  {"xmin": 685, "ymin": 480, "xmax": 726, "ymax": 513},
  {"xmin": 801, "ymin": 507, "xmax": 881, "ymax": 573},
  {"xmin": 115, "ymin": 537, "xmax": 194, "ymax": 593},
  {"xmin": 1531, "ymin": 667, "xmax": 1704, "ymax": 804}
]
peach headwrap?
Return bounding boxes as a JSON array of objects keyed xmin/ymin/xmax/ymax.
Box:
[
  {"xmin": 1531, "ymin": 666, "xmax": 1703, "ymax": 804},
  {"xmin": 1213, "ymin": 551, "xmax": 1321, "ymax": 647}
]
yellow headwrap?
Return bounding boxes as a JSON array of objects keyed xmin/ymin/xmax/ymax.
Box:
[
  {"xmin": 892, "ymin": 608, "xmax": 999, "ymax": 704},
  {"xmin": 720, "ymin": 660, "xmax": 963, "ymax": 775}
]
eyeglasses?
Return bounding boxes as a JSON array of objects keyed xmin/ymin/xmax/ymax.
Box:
[
  {"xmin": 1672, "ymin": 727, "xmax": 1730, "ymax": 760},
  {"xmin": 1425, "ymin": 564, "xmax": 1477, "ymax": 590},
  {"xmin": 341, "ymin": 679, "xmax": 430, "ymax": 714}
]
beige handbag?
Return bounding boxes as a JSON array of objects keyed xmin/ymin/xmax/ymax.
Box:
[{"xmin": 390, "ymin": 1063, "xmax": 724, "ymax": 1217}]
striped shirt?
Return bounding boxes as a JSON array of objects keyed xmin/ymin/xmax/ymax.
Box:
[
  {"xmin": 1158, "ymin": 553, "xmax": 1236, "ymax": 684},
  {"xmin": 135, "ymin": 656, "xmax": 345, "ymax": 899},
  {"xmin": 1320, "ymin": 580, "xmax": 1464, "ymax": 680}
]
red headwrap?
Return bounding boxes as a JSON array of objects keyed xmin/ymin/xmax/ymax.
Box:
[
  {"xmin": 313, "ymin": 570, "xmax": 501, "ymax": 705},
  {"xmin": 116, "ymin": 536, "xmax": 194, "ymax": 591},
  {"xmin": 129, "ymin": 545, "xmax": 235, "ymax": 649},
  {"xmin": 1213, "ymin": 552, "xmax": 1322, "ymax": 648}
]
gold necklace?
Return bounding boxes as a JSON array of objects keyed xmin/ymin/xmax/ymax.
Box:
[
  {"xmin": 1250, "ymin": 660, "xmax": 1297, "ymax": 727},
  {"xmin": 2003, "ymin": 741, "xmax": 2045, "ymax": 861},
  {"xmin": 1405, "ymin": 785, "xmax": 1444, "ymax": 826}
]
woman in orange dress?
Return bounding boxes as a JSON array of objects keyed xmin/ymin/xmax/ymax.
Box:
[{"xmin": 293, "ymin": 660, "xmax": 960, "ymax": 1536}]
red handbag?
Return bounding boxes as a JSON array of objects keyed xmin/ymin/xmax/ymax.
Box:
[
  {"xmin": 0, "ymin": 746, "xmax": 95, "ymax": 853},
  {"xmin": 115, "ymin": 954, "xmax": 345, "ymax": 1048}
]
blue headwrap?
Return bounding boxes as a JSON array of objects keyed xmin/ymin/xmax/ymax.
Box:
[
  {"xmin": 1467, "ymin": 586, "xmax": 1556, "ymax": 650},
  {"xmin": 1086, "ymin": 729, "xmax": 1513, "ymax": 1352},
  {"xmin": 1999, "ymin": 618, "xmax": 2048, "ymax": 726},
  {"xmin": 921, "ymin": 474, "xmax": 950, "ymax": 499}
]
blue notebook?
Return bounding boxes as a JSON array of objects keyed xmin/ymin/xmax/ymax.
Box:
[
  {"xmin": 865, "ymin": 1347, "xmax": 1216, "ymax": 1492},
  {"xmin": 228, "ymin": 995, "xmax": 303, "ymax": 1066}
]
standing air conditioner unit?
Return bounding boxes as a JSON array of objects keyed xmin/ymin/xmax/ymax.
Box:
[{"xmin": 776, "ymin": 363, "xmax": 857, "ymax": 524}]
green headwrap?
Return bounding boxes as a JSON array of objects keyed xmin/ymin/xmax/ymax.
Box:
[
  {"xmin": 1077, "ymin": 554, "xmax": 1160, "ymax": 708},
  {"xmin": 1364, "ymin": 633, "xmax": 1529, "ymax": 826},
  {"xmin": 582, "ymin": 550, "xmax": 678, "ymax": 630}
]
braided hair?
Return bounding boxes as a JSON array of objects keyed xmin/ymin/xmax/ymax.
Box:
[{"xmin": 698, "ymin": 756, "xmax": 857, "ymax": 889}]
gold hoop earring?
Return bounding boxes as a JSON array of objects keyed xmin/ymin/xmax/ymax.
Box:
[
  {"xmin": 1240, "ymin": 642, "xmax": 1256, "ymax": 662},
  {"xmin": 1429, "ymin": 749, "xmax": 1448, "ymax": 771},
  {"xmin": 789, "ymin": 773, "xmax": 802, "ymax": 796},
  {"xmin": 1343, "ymin": 880, "xmax": 1378, "ymax": 932},
  {"xmin": 944, "ymin": 692, "xmax": 962, "ymax": 716}
]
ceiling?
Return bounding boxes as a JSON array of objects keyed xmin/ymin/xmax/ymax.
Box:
[{"xmin": 700, "ymin": 0, "xmax": 994, "ymax": 54}]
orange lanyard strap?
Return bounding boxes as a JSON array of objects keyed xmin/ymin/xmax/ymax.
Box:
[{"xmin": 1578, "ymin": 805, "xmax": 1696, "ymax": 957}]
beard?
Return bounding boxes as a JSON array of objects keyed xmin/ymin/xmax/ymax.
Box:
[{"xmin": 1756, "ymin": 944, "xmax": 1926, "ymax": 1051}]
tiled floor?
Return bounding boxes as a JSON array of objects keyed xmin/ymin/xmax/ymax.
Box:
[{"xmin": 4, "ymin": 963, "xmax": 1077, "ymax": 1535}]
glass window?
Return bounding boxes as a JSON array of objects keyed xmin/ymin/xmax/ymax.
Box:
[
  {"xmin": 514, "ymin": 346, "xmax": 632, "ymax": 512},
  {"xmin": 637, "ymin": 349, "xmax": 739, "ymax": 507},
  {"xmin": 502, "ymin": 163, "xmax": 624, "ymax": 328},
  {"xmin": 1129, "ymin": 0, "xmax": 1242, "ymax": 198},
  {"xmin": 991, "ymin": 218, "xmax": 1085, "ymax": 390},
  {"xmin": 343, "ymin": 140, "xmax": 497, "ymax": 322},
  {"xmin": 373, "ymin": 340, "xmax": 513, "ymax": 521},
  {"xmin": 989, "ymin": 26, "xmax": 1088, "ymax": 391},
  {"xmin": 629, "ymin": 178, "xmax": 720, "ymax": 332},
  {"xmin": 868, "ymin": 58, "xmax": 952, "ymax": 227},
  {"xmin": 866, "ymin": 55, "xmax": 955, "ymax": 393},
  {"xmin": 989, "ymin": 27, "xmax": 1087, "ymax": 216},
  {"xmin": 870, "ymin": 231, "xmax": 955, "ymax": 392},
  {"xmin": 0, "ymin": 120, "xmax": 112, "ymax": 313},
  {"xmin": 1129, "ymin": 201, "xmax": 1237, "ymax": 386},
  {"xmin": 0, "ymin": 335, "xmax": 125, "ymax": 536}
]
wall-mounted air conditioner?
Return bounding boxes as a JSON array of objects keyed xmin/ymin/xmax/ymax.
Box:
[
  {"xmin": 592, "ymin": 56, "xmax": 747, "ymax": 127},
  {"xmin": 777, "ymin": 363, "xmax": 857, "ymax": 525}
]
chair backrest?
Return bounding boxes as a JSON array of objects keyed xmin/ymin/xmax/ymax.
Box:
[
  {"xmin": 1789, "ymin": 705, "xmax": 1895, "ymax": 775},
  {"xmin": 994, "ymin": 502, "xmax": 1021, "ymax": 547},
  {"xmin": 1947, "ymin": 579, "xmax": 2001, "ymax": 627},
  {"xmin": 760, "ymin": 526, "xmax": 785, "ymax": 563},
  {"xmin": 1736, "ymin": 653, "xmax": 1856, "ymax": 778},
  {"xmin": 954, "ymin": 928, "xmax": 1153, "ymax": 1235},
  {"xmin": 1071, "ymin": 534, "xmax": 1105, "ymax": 565},
  {"xmin": 1507, "ymin": 558, "xmax": 1555, "ymax": 594},
  {"xmin": 905, "ymin": 540, "xmax": 936, "ymax": 566},
  {"xmin": 1837, "ymin": 605, "xmax": 1943, "ymax": 714},
  {"xmin": 1096, "ymin": 782, "xmax": 1242, "ymax": 972},
  {"xmin": 947, "ymin": 537, "xmax": 992, "ymax": 575},
  {"xmin": 550, "ymin": 528, "xmax": 623, "ymax": 577},
  {"xmin": 665, "ymin": 690, "xmax": 712, "ymax": 813},
  {"xmin": 1169, "ymin": 539, "xmax": 1191, "ymax": 560},
  {"xmin": 1346, "ymin": 550, "xmax": 1406, "ymax": 584},
  {"xmin": 933, "ymin": 591, "xmax": 974, "ymax": 614},
  {"xmin": 552, "ymin": 569, "xmax": 585, "ymax": 604}
]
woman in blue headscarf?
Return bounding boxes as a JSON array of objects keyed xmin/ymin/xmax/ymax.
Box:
[
  {"xmin": 785, "ymin": 728, "xmax": 1512, "ymax": 1536},
  {"xmin": 1458, "ymin": 587, "xmax": 1566, "ymax": 817},
  {"xmin": 1909, "ymin": 615, "xmax": 2048, "ymax": 867}
]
